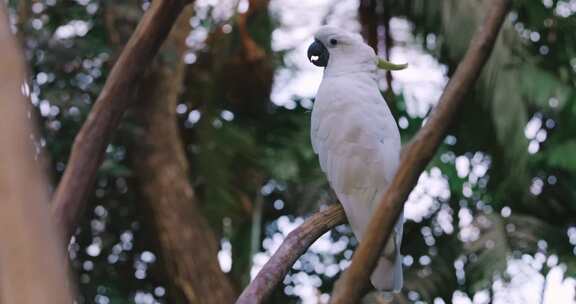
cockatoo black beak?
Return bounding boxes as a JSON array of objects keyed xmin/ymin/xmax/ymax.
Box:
[{"xmin": 307, "ymin": 39, "xmax": 329, "ymax": 67}]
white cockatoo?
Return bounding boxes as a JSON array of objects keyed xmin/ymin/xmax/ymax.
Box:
[{"xmin": 307, "ymin": 26, "xmax": 406, "ymax": 292}]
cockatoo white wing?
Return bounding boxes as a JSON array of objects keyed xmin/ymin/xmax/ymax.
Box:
[
  {"xmin": 311, "ymin": 74, "xmax": 403, "ymax": 292},
  {"xmin": 312, "ymin": 75, "xmax": 400, "ymax": 197}
]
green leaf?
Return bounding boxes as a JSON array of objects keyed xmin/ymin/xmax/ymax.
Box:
[
  {"xmin": 546, "ymin": 140, "xmax": 576, "ymax": 171},
  {"xmin": 520, "ymin": 65, "xmax": 572, "ymax": 109}
]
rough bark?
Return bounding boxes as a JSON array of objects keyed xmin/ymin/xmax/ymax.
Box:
[
  {"xmin": 0, "ymin": 4, "xmax": 74, "ymax": 303},
  {"xmin": 236, "ymin": 204, "xmax": 345, "ymax": 304},
  {"xmin": 330, "ymin": 0, "xmax": 510, "ymax": 302},
  {"xmin": 51, "ymin": 0, "xmax": 191, "ymax": 241},
  {"xmin": 130, "ymin": 6, "xmax": 237, "ymax": 304}
]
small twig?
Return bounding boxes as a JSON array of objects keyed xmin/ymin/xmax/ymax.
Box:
[
  {"xmin": 330, "ymin": 0, "xmax": 510, "ymax": 302},
  {"xmin": 248, "ymin": 191, "xmax": 264, "ymax": 285},
  {"xmin": 236, "ymin": 204, "xmax": 346, "ymax": 304},
  {"xmin": 236, "ymin": 0, "xmax": 266, "ymax": 62}
]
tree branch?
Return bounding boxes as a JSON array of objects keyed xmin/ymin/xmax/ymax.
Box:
[
  {"xmin": 330, "ymin": 0, "xmax": 510, "ymax": 302},
  {"xmin": 235, "ymin": 204, "xmax": 346, "ymax": 304},
  {"xmin": 236, "ymin": 1, "xmax": 267, "ymax": 63},
  {"xmin": 0, "ymin": 3, "xmax": 74, "ymax": 302},
  {"xmin": 51, "ymin": 0, "xmax": 192, "ymax": 241}
]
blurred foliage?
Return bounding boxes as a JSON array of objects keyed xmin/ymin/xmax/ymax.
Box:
[{"xmin": 9, "ymin": 0, "xmax": 576, "ymax": 303}]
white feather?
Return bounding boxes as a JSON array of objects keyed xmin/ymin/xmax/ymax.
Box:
[{"xmin": 310, "ymin": 26, "xmax": 404, "ymax": 292}]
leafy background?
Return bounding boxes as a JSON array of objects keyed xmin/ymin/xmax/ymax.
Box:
[{"xmin": 7, "ymin": 0, "xmax": 576, "ymax": 303}]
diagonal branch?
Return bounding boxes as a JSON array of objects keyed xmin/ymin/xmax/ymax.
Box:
[
  {"xmin": 235, "ymin": 204, "xmax": 346, "ymax": 304},
  {"xmin": 330, "ymin": 0, "xmax": 510, "ymax": 302},
  {"xmin": 236, "ymin": 0, "xmax": 510, "ymax": 302},
  {"xmin": 51, "ymin": 0, "xmax": 192, "ymax": 241}
]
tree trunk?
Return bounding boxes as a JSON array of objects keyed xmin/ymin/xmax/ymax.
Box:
[
  {"xmin": 0, "ymin": 4, "xmax": 74, "ymax": 303},
  {"xmin": 130, "ymin": 6, "xmax": 237, "ymax": 304}
]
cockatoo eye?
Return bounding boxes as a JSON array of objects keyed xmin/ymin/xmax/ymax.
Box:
[{"xmin": 330, "ymin": 38, "xmax": 338, "ymax": 46}]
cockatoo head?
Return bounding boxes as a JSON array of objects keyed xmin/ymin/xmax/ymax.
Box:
[
  {"xmin": 307, "ymin": 26, "xmax": 375, "ymax": 69},
  {"xmin": 307, "ymin": 26, "xmax": 407, "ymax": 71}
]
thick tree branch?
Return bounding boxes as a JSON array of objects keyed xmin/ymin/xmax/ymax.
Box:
[
  {"xmin": 51, "ymin": 0, "xmax": 192, "ymax": 241},
  {"xmin": 236, "ymin": 0, "xmax": 509, "ymax": 302},
  {"xmin": 236, "ymin": 204, "xmax": 346, "ymax": 304},
  {"xmin": 330, "ymin": 0, "xmax": 510, "ymax": 302},
  {"xmin": 0, "ymin": 4, "xmax": 74, "ymax": 303}
]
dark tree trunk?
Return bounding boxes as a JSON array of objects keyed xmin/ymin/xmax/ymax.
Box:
[{"xmin": 130, "ymin": 7, "xmax": 237, "ymax": 304}]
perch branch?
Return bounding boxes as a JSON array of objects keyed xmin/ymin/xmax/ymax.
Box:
[
  {"xmin": 236, "ymin": 204, "xmax": 346, "ymax": 304},
  {"xmin": 51, "ymin": 0, "xmax": 192, "ymax": 241},
  {"xmin": 330, "ymin": 0, "xmax": 510, "ymax": 302}
]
